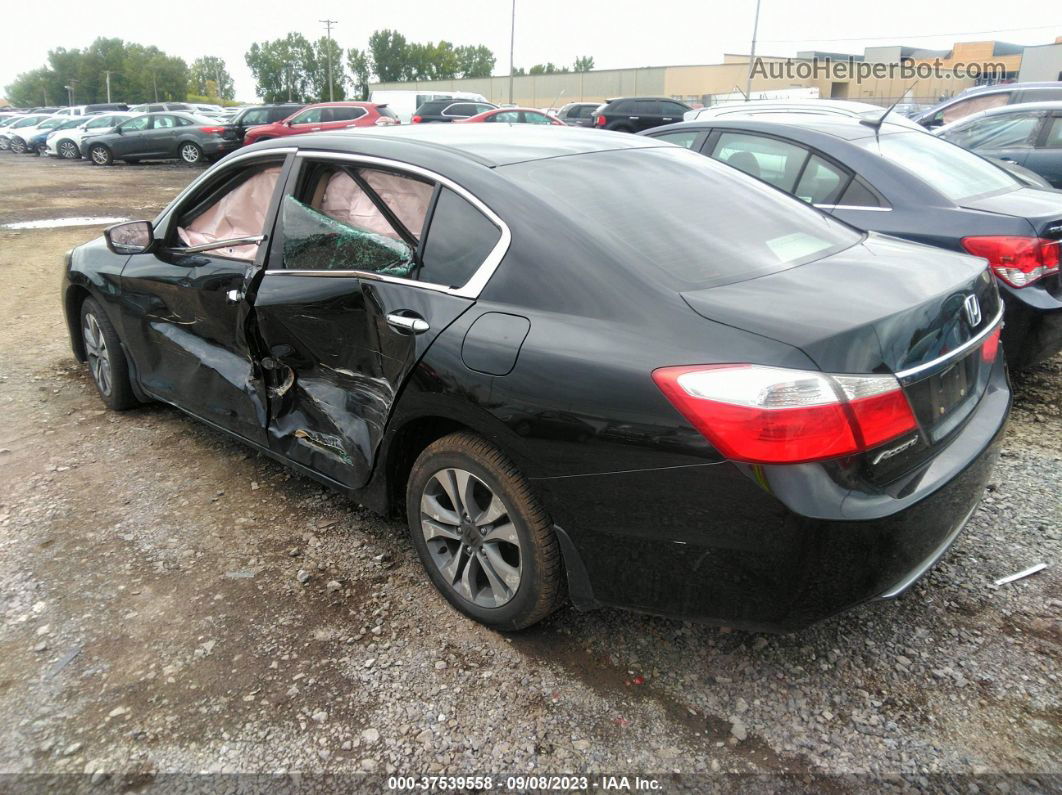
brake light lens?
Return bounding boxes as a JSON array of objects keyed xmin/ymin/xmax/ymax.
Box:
[
  {"xmin": 652, "ymin": 365, "xmax": 918, "ymax": 464},
  {"xmin": 199, "ymin": 126, "xmax": 226, "ymax": 135},
  {"xmin": 411, "ymin": 115, "xmax": 423, "ymax": 124},
  {"xmin": 374, "ymin": 117, "xmax": 398, "ymax": 125},
  {"xmin": 961, "ymin": 236, "xmax": 1060, "ymax": 288},
  {"xmin": 594, "ymin": 114, "xmax": 607, "ymax": 127}
]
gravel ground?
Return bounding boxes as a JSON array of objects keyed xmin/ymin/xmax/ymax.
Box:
[{"xmin": 0, "ymin": 155, "xmax": 1059, "ymax": 790}]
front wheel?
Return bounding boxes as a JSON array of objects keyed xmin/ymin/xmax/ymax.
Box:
[
  {"xmin": 179, "ymin": 142, "xmax": 203, "ymax": 164},
  {"xmin": 9, "ymin": 138, "xmax": 26, "ymax": 154},
  {"xmin": 80, "ymin": 298, "xmax": 136, "ymax": 410},
  {"xmin": 406, "ymin": 432, "xmax": 565, "ymax": 630},
  {"xmin": 88, "ymin": 144, "xmax": 113, "ymax": 166},
  {"xmin": 57, "ymin": 139, "xmax": 79, "ymax": 159}
]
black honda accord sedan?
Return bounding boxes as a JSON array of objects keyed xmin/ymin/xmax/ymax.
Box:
[
  {"xmin": 643, "ymin": 117, "xmax": 1062, "ymax": 370},
  {"xmin": 62, "ymin": 125, "xmax": 1010, "ymax": 632}
]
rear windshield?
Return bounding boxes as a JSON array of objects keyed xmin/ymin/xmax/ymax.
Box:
[
  {"xmin": 501, "ymin": 146, "xmax": 861, "ymax": 289},
  {"xmin": 861, "ymin": 131, "xmax": 1019, "ymax": 202}
]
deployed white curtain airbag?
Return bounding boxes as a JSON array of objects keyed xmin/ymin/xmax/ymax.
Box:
[
  {"xmin": 178, "ymin": 166, "xmax": 282, "ymax": 259},
  {"xmin": 320, "ymin": 170, "xmax": 433, "ymax": 240}
]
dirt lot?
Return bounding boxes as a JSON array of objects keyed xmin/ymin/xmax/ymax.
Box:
[{"xmin": 0, "ymin": 154, "xmax": 1059, "ymax": 788}]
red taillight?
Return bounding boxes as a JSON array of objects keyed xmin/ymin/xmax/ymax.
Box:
[
  {"xmin": 199, "ymin": 126, "xmax": 225, "ymax": 134},
  {"xmin": 961, "ymin": 236, "xmax": 1060, "ymax": 288},
  {"xmin": 652, "ymin": 365, "xmax": 918, "ymax": 465},
  {"xmin": 981, "ymin": 326, "xmax": 1002, "ymax": 364},
  {"xmin": 411, "ymin": 115, "xmax": 423, "ymax": 124},
  {"xmin": 594, "ymin": 114, "xmax": 606, "ymax": 127}
]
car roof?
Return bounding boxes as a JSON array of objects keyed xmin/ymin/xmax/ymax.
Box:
[
  {"xmin": 697, "ymin": 99, "xmax": 885, "ymax": 114},
  {"xmin": 605, "ymin": 96, "xmax": 685, "ymax": 103},
  {"xmin": 648, "ymin": 114, "xmax": 919, "ymax": 141},
  {"xmin": 250, "ymin": 123, "xmax": 664, "ymax": 167}
]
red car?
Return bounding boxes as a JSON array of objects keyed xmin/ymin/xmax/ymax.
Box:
[
  {"xmin": 455, "ymin": 107, "xmax": 566, "ymax": 125},
  {"xmin": 243, "ymin": 102, "xmax": 399, "ymax": 145}
]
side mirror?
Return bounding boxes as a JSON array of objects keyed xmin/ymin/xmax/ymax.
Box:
[
  {"xmin": 285, "ymin": 120, "xmax": 294, "ymax": 127},
  {"xmin": 104, "ymin": 221, "xmax": 154, "ymax": 255},
  {"xmin": 115, "ymin": 126, "xmax": 124, "ymax": 135}
]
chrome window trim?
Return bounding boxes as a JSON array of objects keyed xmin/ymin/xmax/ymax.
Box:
[
  {"xmin": 894, "ymin": 305, "xmax": 1005, "ymax": 382},
  {"xmin": 813, "ymin": 204, "xmax": 893, "ymax": 212},
  {"xmin": 264, "ymin": 150, "xmax": 512, "ymax": 300},
  {"xmin": 160, "ymin": 147, "xmax": 298, "ymax": 219}
]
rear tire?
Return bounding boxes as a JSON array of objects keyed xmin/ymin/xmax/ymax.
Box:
[
  {"xmin": 79, "ymin": 298, "xmax": 136, "ymax": 410},
  {"xmin": 57, "ymin": 139, "xmax": 79, "ymax": 159},
  {"xmin": 9, "ymin": 137, "xmax": 26, "ymax": 154},
  {"xmin": 89, "ymin": 144, "xmax": 113, "ymax": 166},
  {"xmin": 179, "ymin": 142, "xmax": 203, "ymax": 164},
  {"xmin": 406, "ymin": 431, "xmax": 565, "ymax": 631}
]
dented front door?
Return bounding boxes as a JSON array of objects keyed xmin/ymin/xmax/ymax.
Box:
[{"xmin": 251, "ymin": 272, "xmax": 471, "ymax": 489}]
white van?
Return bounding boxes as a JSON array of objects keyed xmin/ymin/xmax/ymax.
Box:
[{"xmin": 370, "ymin": 90, "xmax": 490, "ymax": 124}]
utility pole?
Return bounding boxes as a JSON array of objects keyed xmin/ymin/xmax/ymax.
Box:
[
  {"xmin": 508, "ymin": 0, "xmax": 516, "ymax": 104},
  {"xmin": 744, "ymin": 0, "xmax": 762, "ymax": 101},
  {"xmin": 103, "ymin": 70, "xmax": 114, "ymax": 103},
  {"xmin": 320, "ymin": 19, "xmax": 338, "ymax": 102},
  {"xmin": 152, "ymin": 71, "xmax": 159, "ymax": 102}
]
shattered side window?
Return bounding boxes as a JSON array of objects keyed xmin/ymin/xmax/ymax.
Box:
[{"xmin": 280, "ymin": 195, "xmax": 414, "ymax": 276}]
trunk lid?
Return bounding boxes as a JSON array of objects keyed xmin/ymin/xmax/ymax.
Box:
[
  {"xmin": 681, "ymin": 233, "xmax": 1003, "ymax": 465},
  {"xmin": 960, "ymin": 187, "xmax": 1062, "ymax": 238}
]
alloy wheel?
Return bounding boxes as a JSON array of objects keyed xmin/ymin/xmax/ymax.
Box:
[
  {"xmin": 90, "ymin": 147, "xmax": 109, "ymax": 165},
  {"xmin": 10, "ymin": 139, "xmax": 25, "ymax": 154},
  {"xmin": 180, "ymin": 144, "xmax": 201, "ymax": 163},
  {"xmin": 419, "ymin": 467, "xmax": 522, "ymax": 608},
  {"xmin": 59, "ymin": 141, "xmax": 78, "ymax": 159},
  {"xmin": 82, "ymin": 313, "xmax": 112, "ymax": 396}
]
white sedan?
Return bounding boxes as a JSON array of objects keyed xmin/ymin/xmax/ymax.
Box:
[{"xmin": 45, "ymin": 112, "xmax": 136, "ymax": 159}]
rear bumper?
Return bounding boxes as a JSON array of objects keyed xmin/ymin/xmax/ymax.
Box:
[
  {"xmin": 1000, "ymin": 283, "xmax": 1062, "ymax": 370},
  {"xmin": 536, "ymin": 363, "xmax": 1010, "ymax": 632},
  {"xmin": 201, "ymin": 139, "xmax": 242, "ymax": 156}
]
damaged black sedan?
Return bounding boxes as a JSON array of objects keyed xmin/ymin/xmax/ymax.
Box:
[{"xmin": 62, "ymin": 126, "xmax": 1010, "ymax": 632}]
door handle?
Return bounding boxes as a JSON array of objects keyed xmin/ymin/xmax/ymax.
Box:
[
  {"xmin": 386, "ymin": 313, "xmax": 429, "ymax": 334},
  {"xmin": 629, "ymin": 116, "xmax": 640, "ymax": 120}
]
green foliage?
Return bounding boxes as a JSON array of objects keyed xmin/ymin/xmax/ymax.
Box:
[
  {"xmin": 368, "ymin": 29, "xmax": 409, "ymax": 83},
  {"xmin": 245, "ymin": 32, "xmax": 315, "ymax": 102},
  {"xmin": 368, "ymin": 29, "xmax": 496, "ymax": 83},
  {"xmin": 456, "ymin": 45, "xmax": 495, "ymax": 78},
  {"xmin": 5, "ymin": 37, "xmax": 187, "ymax": 106},
  {"xmin": 189, "ymin": 56, "xmax": 235, "ymax": 100},
  {"xmin": 347, "ymin": 48, "xmax": 371, "ymax": 101},
  {"xmin": 573, "ymin": 55, "xmax": 595, "ymax": 72},
  {"xmin": 311, "ymin": 37, "xmax": 346, "ymax": 100},
  {"xmin": 528, "ymin": 63, "xmax": 569, "ymax": 75}
]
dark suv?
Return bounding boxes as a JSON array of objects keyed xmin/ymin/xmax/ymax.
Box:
[
  {"xmin": 592, "ymin": 97, "xmax": 691, "ymax": 133},
  {"xmin": 230, "ymin": 103, "xmax": 305, "ymax": 138},
  {"xmin": 412, "ymin": 99, "xmax": 497, "ymax": 123}
]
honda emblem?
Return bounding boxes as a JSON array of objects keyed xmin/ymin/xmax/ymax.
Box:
[{"xmin": 963, "ymin": 294, "xmax": 982, "ymax": 327}]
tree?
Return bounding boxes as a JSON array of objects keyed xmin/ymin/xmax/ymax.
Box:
[
  {"xmin": 368, "ymin": 29, "xmax": 409, "ymax": 83},
  {"xmin": 190, "ymin": 56, "xmax": 235, "ymax": 99},
  {"xmin": 456, "ymin": 45, "xmax": 495, "ymax": 78},
  {"xmin": 347, "ymin": 47, "xmax": 371, "ymax": 101},
  {"xmin": 528, "ymin": 63, "xmax": 569, "ymax": 75},
  {"xmin": 573, "ymin": 55, "xmax": 595, "ymax": 72},
  {"xmin": 246, "ymin": 33, "xmax": 315, "ymax": 102},
  {"xmin": 311, "ymin": 36, "xmax": 346, "ymax": 100}
]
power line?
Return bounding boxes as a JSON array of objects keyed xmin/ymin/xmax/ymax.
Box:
[{"xmin": 759, "ymin": 23, "xmax": 1062, "ymax": 44}]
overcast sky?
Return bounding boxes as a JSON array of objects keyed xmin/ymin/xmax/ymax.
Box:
[{"xmin": 2, "ymin": 0, "xmax": 1058, "ymax": 101}]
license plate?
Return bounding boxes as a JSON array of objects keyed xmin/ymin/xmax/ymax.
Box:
[{"xmin": 928, "ymin": 357, "xmax": 972, "ymax": 420}]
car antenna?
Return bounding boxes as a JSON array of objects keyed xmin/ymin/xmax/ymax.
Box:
[{"xmin": 861, "ymin": 81, "xmax": 919, "ymax": 141}]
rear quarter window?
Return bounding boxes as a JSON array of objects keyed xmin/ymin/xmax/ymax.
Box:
[
  {"xmin": 419, "ymin": 189, "xmax": 501, "ymax": 287},
  {"xmin": 502, "ymin": 147, "xmax": 861, "ymax": 289}
]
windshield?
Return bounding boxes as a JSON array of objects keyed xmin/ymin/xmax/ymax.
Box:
[
  {"xmin": 12, "ymin": 116, "xmax": 47, "ymax": 128},
  {"xmin": 502, "ymin": 146, "xmax": 862, "ymax": 290},
  {"xmin": 862, "ymin": 131, "xmax": 1019, "ymax": 202}
]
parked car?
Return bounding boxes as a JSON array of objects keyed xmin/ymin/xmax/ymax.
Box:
[
  {"xmin": 55, "ymin": 103, "xmax": 129, "ymax": 116},
  {"xmin": 243, "ymin": 102, "xmax": 399, "ymax": 145},
  {"xmin": 935, "ymin": 101, "xmax": 1062, "ymax": 188},
  {"xmin": 913, "ymin": 82, "xmax": 1062, "ymax": 129},
  {"xmin": 642, "ymin": 116, "xmax": 1062, "ymax": 369},
  {"xmin": 371, "ymin": 90, "xmax": 490, "ymax": 124},
  {"xmin": 128, "ymin": 102, "xmax": 194, "ymax": 114},
  {"xmin": 45, "ymin": 112, "xmax": 136, "ymax": 159},
  {"xmin": 554, "ymin": 102, "xmax": 600, "ymax": 128},
  {"xmin": 455, "ymin": 107, "xmax": 564, "ymax": 125},
  {"xmin": 26, "ymin": 116, "xmax": 85, "ymax": 154},
  {"xmin": 82, "ymin": 112, "xmax": 241, "ymax": 165},
  {"xmin": 591, "ymin": 97, "xmax": 692, "ymax": 133},
  {"xmin": 1, "ymin": 114, "xmax": 55, "ymax": 153},
  {"xmin": 411, "ymin": 99, "xmax": 497, "ymax": 124},
  {"xmin": 229, "ymin": 103, "xmax": 304, "ymax": 140},
  {"xmin": 683, "ymin": 99, "xmax": 925, "ymax": 131},
  {"xmin": 62, "ymin": 125, "xmax": 1008, "ymax": 632}
]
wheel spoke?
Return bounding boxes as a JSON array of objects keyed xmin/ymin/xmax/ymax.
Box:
[
  {"xmin": 438, "ymin": 469, "xmax": 467, "ymax": 516},
  {"xmin": 421, "ymin": 518, "xmax": 462, "ymax": 543},
  {"xmin": 421, "ymin": 492, "xmax": 460, "ymax": 526},
  {"xmin": 482, "ymin": 544, "xmax": 521, "ymax": 594},
  {"xmin": 456, "ymin": 552, "xmax": 478, "ymax": 602},
  {"xmin": 475, "ymin": 494, "xmax": 507, "ymax": 526},
  {"xmin": 483, "ymin": 521, "xmax": 519, "ymax": 546}
]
